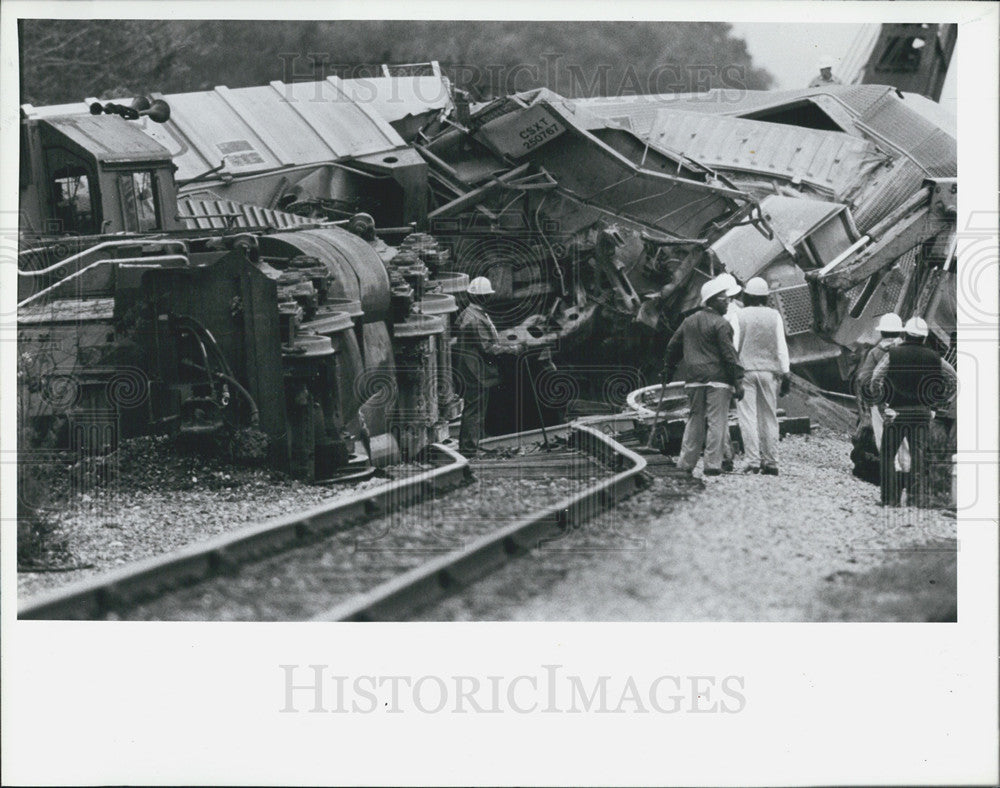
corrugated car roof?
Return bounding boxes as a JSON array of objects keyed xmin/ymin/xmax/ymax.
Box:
[
  {"xmin": 25, "ymin": 76, "xmax": 408, "ymax": 183},
  {"xmin": 646, "ymin": 109, "xmax": 886, "ymax": 199},
  {"xmin": 579, "ymin": 84, "xmax": 954, "ymax": 179},
  {"xmin": 143, "ymin": 77, "xmax": 407, "ymax": 183},
  {"xmin": 39, "ymin": 115, "xmax": 172, "ymax": 164},
  {"xmin": 576, "ymin": 85, "xmax": 896, "ymax": 134},
  {"xmin": 854, "ymin": 90, "xmax": 955, "ymax": 176}
]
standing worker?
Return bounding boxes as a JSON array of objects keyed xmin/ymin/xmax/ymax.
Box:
[
  {"xmin": 855, "ymin": 312, "xmax": 904, "ymax": 444},
  {"xmin": 663, "ymin": 278, "xmax": 745, "ymax": 476},
  {"xmin": 717, "ymin": 272, "xmax": 744, "ymax": 472},
  {"xmin": 808, "ymin": 55, "xmax": 842, "ymax": 87},
  {"xmin": 869, "ymin": 317, "xmax": 957, "ymax": 507},
  {"xmin": 735, "ymin": 277, "xmax": 791, "ymax": 475},
  {"xmin": 454, "ymin": 276, "xmax": 522, "ymax": 456},
  {"xmin": 851, "ymin": 312, "xmax": 904, "ymax": 484}
]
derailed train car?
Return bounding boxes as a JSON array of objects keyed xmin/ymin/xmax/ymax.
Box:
[
  {"xmin": 415, "ymin": 83, "xmax": 956, "ymax": 394},
  {"xmin": 17, "ymin": 66, "xmax": 957, "ymax": 476}
]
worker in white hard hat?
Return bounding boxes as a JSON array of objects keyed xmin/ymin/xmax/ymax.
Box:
[
  {"xmin": 715, "ymin": 272, "xmax": 743, "ymax": 472},
  {"xmin": 662, "ymin": 277, "xmax": 745, "ymax": 476},
  {"xmin": 855, "ymin": 313, "xmax": 904, "ymax": 435},
  {"xmin": 868, "ymin": 316, "xmax": 957, "ymax": 507},
  {"xmin": 808, "ymin": 55, "xmax": 842, "ymax": 88},
  {"xmin": 851, "ymin": 312, "xmax": 906, "ymax": 485},
  {"xmin": 454, "ymin": 276, "xmax": 524, "ymax": 455},
  {"xmin": 734, "ymin": 277, "xmax": 790, "ymax": 475}
]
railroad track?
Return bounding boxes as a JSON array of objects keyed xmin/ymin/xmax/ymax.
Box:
[
  {"xmin": 17, "ymin": 443, "xmax": 470, "ymax": 620},
  {"xmin": 18, "ymin": 422, "xmax": 649, "ymax": 621},
  {"xmin": 310, "ymin": 410, "xmax": 809, "ymax": 622},
  {"xmin": 313, "ymin": 423, "xmax": 649, "ymax": 621}
]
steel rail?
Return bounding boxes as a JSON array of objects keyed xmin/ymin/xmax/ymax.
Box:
[
  {"xmin": 311, "ymin": 422, "xmax": 648, "ymax": 621},
  {"xmin": 18, "ymin": 444, "xmax": 470, "ymax": 620}
]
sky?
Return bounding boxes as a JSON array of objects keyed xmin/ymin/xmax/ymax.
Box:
[
  {"xmin": 731, "ymin": 21, "xmax": 957, "ymax": 114},
  {"xmin": 731, "ymin": 22, "xmax": 873, "ymax": 89}
]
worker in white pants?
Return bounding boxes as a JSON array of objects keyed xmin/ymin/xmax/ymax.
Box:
[
  {"xmin": 738, "ymin": 370, "xmax": 782, "ymax": 472},
  {"xmin": 735, "ymin": 278, "xmax": 790, "ymax": 475}
]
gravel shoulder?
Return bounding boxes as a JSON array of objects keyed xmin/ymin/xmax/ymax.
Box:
[
  {"xmin": 17, "ymin": 436, "xmax": 429, "ymax": 600},
  {"xmin": 418, "ymin": 427, "xmax": 957, "ymax": 621}
]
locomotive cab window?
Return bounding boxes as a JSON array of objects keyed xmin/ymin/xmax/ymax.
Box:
[
  {"xmin": 50, "ymin": 166, "xmax": 96, "ymax": 235},
  {"xmin": 119, "ymin": 171, "xmax": 161, "ymax": 232}
]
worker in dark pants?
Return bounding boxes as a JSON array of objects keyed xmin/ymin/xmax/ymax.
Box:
[
  {"xmin": 852, "ymin": 312, "xmax": 904, "ymax": 485},
  {"xmin": 663, "ymin": 278, "xmax": 745, "ymax": 477},
  {"xmin": 869, "ymin": 317, "xmax": 957, "ymax": 507},
  {"xmin": 454, "ymin": 276, "xmax": 523, "ymax": 456}
]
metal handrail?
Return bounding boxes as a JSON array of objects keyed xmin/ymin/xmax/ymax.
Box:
[
  {"xmin": 18, "ymin": 255, "xmax": 190, "ymax": 309},
  {"xmin": 18, "ymin": 238, "xmax": 189, "ymax": 277}
]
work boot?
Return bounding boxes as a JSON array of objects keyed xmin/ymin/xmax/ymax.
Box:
[
  {"xmin": 703, "ymin": 468, "xmax": 723, "ymax": 477},
  {"xmin": 742, "ymin": 464, "xmax": 761, "ymax": 474},
  {"xmin": 761, "ymin": 464, "xmax": 779, "ymax": 476},
  {"xmin": 721, "ymin": 459, "xmax": 734, "ymax": 473}
]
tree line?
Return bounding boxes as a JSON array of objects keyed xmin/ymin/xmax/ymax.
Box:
[{"xmin": 20, "ymin": 20, "xmax": 772, "ymax": 106}]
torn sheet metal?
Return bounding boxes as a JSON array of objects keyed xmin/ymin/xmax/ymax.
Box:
[
  {"xmin": 457, "ymin": 89, "xmax": 756, "ymax": 241},
  {"xmin": 340, "ymin": 74, "xmax": 452, "ymax": 125},
  {"xmin": 645, "ymin": 109, "xmax": 888, "ymax": 201},
  {"xmin": 711, "ymin": 195, "xmax": 851, "ymax": 282}
]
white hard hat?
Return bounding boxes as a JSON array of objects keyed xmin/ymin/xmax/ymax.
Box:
[
  {"xmin": 876, "ymin": 312, "xmax": 903, "ymax": 333},
  {"xmin": 715, "ymin": 272, "xmax": 742, "ymax": 297},
  {"xmin": 700, "ymin": 277, "xmax": 731, "ymax": 305},
  {"xmin": 467, "ymin": 276, "xmax": 495, "ymax": 295},
  {"xmin": 903, "ymin": 316, "xmax": 929, "ymax": 338},
  {"xmin": 744, "ymin": 277, "xmax": 770, "ymax": 297},
  {"xmin": 818, "ymin": 55, "xmax": 835, "ymax": 70}
]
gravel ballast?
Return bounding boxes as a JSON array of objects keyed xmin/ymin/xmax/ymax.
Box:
[
  {"xmin": 19, "ymin": 429, "xmax": 956, "ymax": 622},
  {"xmin": 17, "ymin": 436, "xmax": 430, "ymax": 599},
  {"xmin": 417, "ymin": 427, "xmax": 957, "ymax": 621}
]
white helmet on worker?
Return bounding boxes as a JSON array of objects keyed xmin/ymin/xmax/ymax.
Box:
[
  {"xmin": 714, "ymin": 272, "xmax": 742, "ymax": 297},
  {"xmin": 744, "ymin": 277, "xmax": 770, "ymax": 298},
  {"xmin": 818, "ymin": 54, "xmax": 835, "ymax": 70},
  {"xmin": 700, "ymin": 277, "xmax": 731, "ymax": 305},
  {"xmin": 904, "ymin": 316, "xmax": 929, "ymax": 338},
  {"xmin": 876, "ymin": 312, "xmax": 903, "ymax": 334},
  {"xmin": 467, "ymin": 276, "xmax": 495, "ymax": 296}
]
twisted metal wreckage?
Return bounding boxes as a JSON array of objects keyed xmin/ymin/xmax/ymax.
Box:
[{"xmin": 17, "ymin": 60, "xmax": 957, "ymax": 482}]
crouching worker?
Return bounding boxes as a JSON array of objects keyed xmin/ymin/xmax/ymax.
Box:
[
  {"xmin": 454, "ymin": 276, "xmax": 523, "ymax": 456},
  {"xmin": 734, "ymin": 277, "xmax": 791, "ymax": 475},
  {"xmin": 663, "ymin": 278, "xmax": 745, "ymax": 476},
  {"xmin": 869, "ymin": 317, "xmax": 957, "ymax": 507}
]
